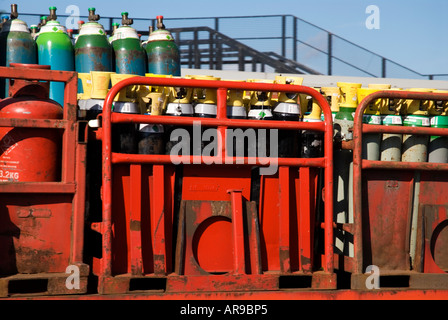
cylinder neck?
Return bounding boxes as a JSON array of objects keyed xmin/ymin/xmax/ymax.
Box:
[
  {"xmin": 10, "ymin": 4, "xmax": 18, "ymax": 19},
  {"xmin": 121, "ymin": 12, "xmax": 133, "ymax": 26},
  {"xmin": 88, "ymin": 8, "xmax": 100, "ymax": 22},
  {"xmin": 156, "ymin": 16, "xmax": 165, "ymax": 30},
  {"xmin": 48, "ymin": 6, "xmax": 57, "ymax": 21}
]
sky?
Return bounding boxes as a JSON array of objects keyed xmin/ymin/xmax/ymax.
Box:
[{"xmin": 2, "ymin": 0, "xmax": 447, "ymax": 77}]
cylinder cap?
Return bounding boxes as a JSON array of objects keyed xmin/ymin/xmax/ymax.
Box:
[
  {"xmin": 121, "ymin": 12, "xmax": 128, "ymax": 16},
  {"xmin": 156, "ymin": 15, "xmax": 163, "ymax": 19},
  {"xmin": 88, "ymin": 7, "xmax": 96, "ymax": 11},
  {"xmin": 49, "ymin": 6, "xmax": 56, "ymax": 10}
]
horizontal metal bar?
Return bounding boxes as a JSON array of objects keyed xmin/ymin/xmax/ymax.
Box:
[
  {"xmin": 363, "ymin": 124, "xmax": 448, "ymax": 136},
  {"xmin": 111, "ymin": 113, "xmax": 327, "ymax": 131},
  {"xmin": 111, "ymin": 153, "xmax": 326, "ymax": 167},
  {"xmin": 0, "ymin": 182, "xmax": 76, "ymax": 194},
  {"xmin": 0, "ymin": 118, "xmax": 67, "ymax": 129},
  {"xmin": 0, "ymin": 66, "xmax": 76, "ymax": 82},
  {"xmin": 362, "ymin": 160, "xmax": 448, "ymax": 171}
]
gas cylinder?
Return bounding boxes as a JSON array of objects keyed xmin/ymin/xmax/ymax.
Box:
[
  {"xmin": 245, "ymin": 79, "xmax": 275, "ymax": 159},
  {"xmin": 401, "ymin": 88, "xmax": 432, "ymax": 162},
  {"xmin": 36, "ymin": 6, "xmax": 74, "ymax": 107},
  {"xmin": 247, "ymin": 79, "xmax": 274, "ymax": 121},
  {"xmin": 0, "ymin": 4, "xmax": 37, "ymax": 98},
  {"xmin": 301, "ymin": 88, "xmax": 323, "ymax": 158},
  {"xmin": 428, "ymin": 90, "xmax": 448, "ymax": 163},
  {"xmin": 227, "ymin": 81, "xmax": 247, "ymax": 119},
  {"xmin": 145, "ymin": 16, "xmax": 180, "ymax": 76},
  {"xmin": 0, "ymin": 15, "xmax": 9, "ymax": 31},
  {"xmin": 165, "ymin": 79, "xmax": 195, "ymax": 155},
  {"xmin": 193, "ymin": 75, "xmax": 220, "ymax": 118},
  {"xmin": 109, "ymin": 73, "xmax": 140, "ymax": 154},
  {"xmin": 357, "ymin": 88, "xmax": 383, "ymax": 160},
  {"xmin": 320, "ymin": 87, "xmax": 341, "ymax": 122},
  {"xmin": 74, "ymin": 8, "xmax": 113, "ymax": 93},
  {"xmin": 111, "ymin": 12, "xmax": 146, "ymax": 76},
  {"xmin": 30, "ymin": 25, "xmax": 38, "ymax": 39},
  {"xmin": 333, "ymin": 82, "xmax": 360, "ymax": 252},
  {"xmin": 380, "ymin": 91, "xmax": 404, "ymax": 162},
  {"xmin": 138, "ymin": 92, "xmax": 165, "ymax": 155},
  {"xmin": 0, "ymin": 63, "xmax": 63, "ymax": 182},
  {"xmin": 109, "ymin": 23, "xmax": 119, "ymax": 43},
  {"xmin": 273, "ymin": 76, "xmax": 303, "ymax": 158},
  {"xmin": 334, "ymin": 82, "xmax": 362, "ymax": 142}
]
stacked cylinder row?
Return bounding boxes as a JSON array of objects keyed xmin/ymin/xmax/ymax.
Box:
[{"xmin": 0, "ymin": 5, "xmax": 179, "ymax": 106}]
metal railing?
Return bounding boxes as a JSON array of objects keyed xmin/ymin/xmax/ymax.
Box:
[{"xmin": 18, "ymin": 13, "xmax": 448, "ymax": 80}]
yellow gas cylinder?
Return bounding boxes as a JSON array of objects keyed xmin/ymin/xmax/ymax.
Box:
[
  {"xmin": 191, "ymin": 75, "xmax": 220, "ymax": 118},
  {"xmin": 302, "ymin": 87, "xmax": 323, "ymax": 158},
  {"xmin": 320, "ymin": 86, "xmax": 341, "ymax": 122},
  {"xmin": 109, "ymin": 72, "xmax": 140, "ymax": 154},
  {"xmin": 247, "ymin": 79, "xmax": 274, "ymax": 120},
  {"xmin": 226, "ymin": 80, "xmax": 247, "ymax": 119}
]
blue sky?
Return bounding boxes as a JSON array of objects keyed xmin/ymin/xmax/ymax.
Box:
[{"xmin": 2, "ymin": 0, "xmax": 447, "ymax": 76}]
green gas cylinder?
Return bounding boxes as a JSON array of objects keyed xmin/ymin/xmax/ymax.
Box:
[
  {"xmin": 36, "ymin": 6, "xmax": 74, "ymax": 106},
  {"xmin": 0, "ymin": 4, "xmax": 36, "ymax": 98},
  {"xmin": 111, "ymin": 12, "xmax": 146, "ymax": 76},
  {"xmin": 145, "ymin": 16, "xmax": 180, "ymax": 76}
]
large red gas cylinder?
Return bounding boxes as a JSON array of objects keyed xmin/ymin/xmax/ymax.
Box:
[{"xmin": 0, "ymin": 63, "xmax": 63, "ymax": 182}]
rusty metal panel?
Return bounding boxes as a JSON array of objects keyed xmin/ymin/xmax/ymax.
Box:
[{"xmin": 361, "ymin": 170, "xmax": 414, "ymax": 271}]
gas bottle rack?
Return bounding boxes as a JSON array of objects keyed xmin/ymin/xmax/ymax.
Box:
[
  {"xmin": 0, "ymin": 66, "xmax": 88, "ymax": 297},
  {"xmin": 350, "ymin": 90, "xmax": 448, "ymax": 290},
  {"xmin": 96, "ymin": 76, "xmax": 336, "ymax": 295}
]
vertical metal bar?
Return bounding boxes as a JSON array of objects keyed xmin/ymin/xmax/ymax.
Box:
[
  {"xmin": 217, "ymin": 87, "xmax": 227, "ymax": 162},
  {"xmin": 281, "ymin": 15, "xmax": 286, "ymax": 57},
  {"xmin": 238, "ymin": 49, "xmax": 245, "ymax": 72},
  {"xmin": 129, "ymin": 164, "xmax": 143, "ymax": 275},
  {"xmin": 209, "ymin": 30, "xmax": 214, "ymax": 70},
  {"xmin": 279, "ymin": 166, "xmax": 291, "ymax": 273},
  {"xmin": 327, "ymin": 33, "xmax": 333, "ymax": 76},
  {"xmin": 71, "ymin": 124, "xmax": 87, "ymax": 264},
  {"xmin": 299, "ymin": 167, "xmax": 313, "ymax": 272},
  {"xmin": 214, "ymin": 17, "xmax": 219, "ymax": 32},
  {"xmin": 382, "ymin": 58, "xmax": 386, "ymax": 78},
  {"xmin": 228, "ymin": 189, "xmax": 246, "ymax": 275},
  {"xmin": 102, "ymin": 87, "xmax": 114, "ymax": 279},
  {"xmin": 293, "ymin": 17, "xmax": 297, "ymax": 61},
  {"xmin": 62, "ymin": 72, "xmax": 78, "ymax": 182},
  {"xmin": 152, "ymin": 164, "xmax": 167, "ymax": 275},
  {"xmin": 194, "ymin": 30, "xmax": 200, "ymax": 69}
]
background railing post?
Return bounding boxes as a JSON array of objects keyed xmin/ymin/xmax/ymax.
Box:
[{"xmin": 327, "ymin": 32, "xmax": 332, "ymax": 76}]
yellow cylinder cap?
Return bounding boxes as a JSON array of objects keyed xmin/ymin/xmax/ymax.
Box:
[
  {"xmin": 337, "ymin": 82, "xmax": 362, "ymax": 108},
  {"xmin": 430, "ymin": 89, "xmax": 448, "ymax": 116},
  {"xmin": 320, "ymin": 87, "xmax": 341, "ymax": 113},
  {"xmin": 275, "ymin": 76, "xmax": 303, "ymax": 103},
  {"xmin": 405, "ymin": 88, "xmax": 434, "ymax": 116}
]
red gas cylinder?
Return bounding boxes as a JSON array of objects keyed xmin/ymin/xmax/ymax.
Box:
[{"xmin": 0, "ymin": 63, "xmax": 63, "ymax": 182}]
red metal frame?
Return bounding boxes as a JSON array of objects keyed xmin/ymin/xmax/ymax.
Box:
[
  {"xmin": 99, "ymin": 77, "xmax": 335, "ymax": 294},
  {"xmin": 352, "ymin": 90, "xmax": 448, "ymax": 289},
  {"xmin": 0, "ymin": 65, "xmax": 88, "ymax": 297}
]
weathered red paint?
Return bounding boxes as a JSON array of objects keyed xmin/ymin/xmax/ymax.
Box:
[
  {"xmin": 99, "ymin": 76, "xmax": 336, "ymax": 294},
  {"xmin": 0, "ymin": 64, "xmax": 88, "ymax": 297},
  {"xmin": 352, "ymin": 90, "xmax": 448, "ymax": 289}
]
